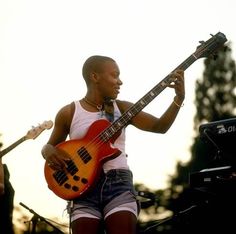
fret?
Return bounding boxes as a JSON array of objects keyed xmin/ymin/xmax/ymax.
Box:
[
  {"xmin": 97, "ymin": 33, "xmax": 227, "ymax": 143},
  {"xmin": 44, "ymin": 32, "xmax": 227, "ymax": 201}
]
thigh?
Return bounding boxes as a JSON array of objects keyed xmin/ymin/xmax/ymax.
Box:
[
  {"xmin": 71, "ymin": 217, "xmax": 101, "ymax": 234},
  {"xmin": 105, "ymin": 211, "xmax": 137, "ymax": 234}
]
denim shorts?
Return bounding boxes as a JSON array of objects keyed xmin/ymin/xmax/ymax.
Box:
[{"xmin": 70, "ymin": 169, "xmax": 139, "ymax": 220}]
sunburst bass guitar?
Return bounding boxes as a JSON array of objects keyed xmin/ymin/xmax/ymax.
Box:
[{"xmin": 44, "ymin": 32, "xmax": 227, "ymax": 200}]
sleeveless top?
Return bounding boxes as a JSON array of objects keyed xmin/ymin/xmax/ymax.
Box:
[{"xmin": 69, "ymin": 100, "xmax": 129, "ymax": 172}]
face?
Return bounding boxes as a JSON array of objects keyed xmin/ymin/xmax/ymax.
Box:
[{"xmin": 95, "ymin": 61, "xmax": 123, "ymax": 99}]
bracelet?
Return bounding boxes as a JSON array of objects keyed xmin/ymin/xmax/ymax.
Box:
[{"xmin": 173, "ymin": 100, "xmax": 184, "ymax": 108}]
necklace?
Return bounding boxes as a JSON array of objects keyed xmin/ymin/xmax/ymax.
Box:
[{"xmin": 83, "ymin": 97, "xmax": 104, "ymax": 111}]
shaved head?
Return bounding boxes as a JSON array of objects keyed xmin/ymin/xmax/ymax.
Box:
[{"xmin": 82, "ymin": 55, "xmax": 115, "ymax": 85}]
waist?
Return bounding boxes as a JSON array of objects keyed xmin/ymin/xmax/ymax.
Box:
[
  {"xmin": 103, "ymin": 168, "xmax": 132, "ymax": 177},
  {"xmin": 103, "ymin": 152, "xmax": 129, "ymax": 171}
]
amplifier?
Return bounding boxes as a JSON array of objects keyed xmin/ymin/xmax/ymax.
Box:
[
  {"xmin": 199, "ymin": 117, "xmax": 236, "ymax": 137},
  {"xmin": 189, "ymin": 165, "xmax": 236, "ymax": 188},
  {"xmin": 199, "ymin": 117, "xmax": 236, "ymax": 159}
]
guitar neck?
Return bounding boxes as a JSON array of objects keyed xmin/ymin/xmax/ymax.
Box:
[
  {"xmin": 0, "ymin": 136, "xmax": 26, "ymax": 158},
  {"xmin": 0, "ymin": 120, "xmax": 53, "ymax": 158},
  {"xmin": 124, "ymin": 53, "xmax": 197, "ymax": 117},
  {"xmin": 100, "ymin": 53, "xmax": 197, "ymax": 142}
]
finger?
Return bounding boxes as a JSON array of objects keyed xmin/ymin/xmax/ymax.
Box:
[
  {"xmin": 169, "ymin": 74, "xmax": 182, "ymax": 84},
  {"xmin": 57, "ymin": 148, "xmax": 71, "ymax": 161},
  {"xmin": 47, "ymin": 162, "xmax": 64, "ymax": 170},
  {"xmin": 168, "ymin": 80, "xmax": 181, "ymax": 87}
]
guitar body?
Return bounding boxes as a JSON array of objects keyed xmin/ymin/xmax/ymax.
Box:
[
  {"xmin": 44, "ymin": 119, "xmax": 121, "ymax": 200},
  {"xmin": 44, "ymin": 32, "xmax": 227, "ymax": 200}
]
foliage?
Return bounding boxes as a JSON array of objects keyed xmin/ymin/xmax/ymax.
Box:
[
  {"xmin": 163, "ymin": 42, "xmax": 236, "ymax": 232},
  {"xmin": 136, "ymin": 42, "xmax": 236, "ymax": 233},
  {"xmin": 170, "ymin": 42, "xmax": 236, "ymax": 188},
  {"xmin": 3, "ymin": 43, "xmax": 236, "ymax": 233}
]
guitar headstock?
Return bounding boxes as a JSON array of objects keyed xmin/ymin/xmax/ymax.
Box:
[
  {"xmin": 25, "ymin": 120, "xmax": 54, "ymax": 140},
  {"xmin": 194, "ymin": 32, "xmax": 227, "ymax": 59}
]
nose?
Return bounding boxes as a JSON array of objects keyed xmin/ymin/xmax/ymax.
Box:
[{"xmin": 117, "ymin": 77, "xmax": 123, "ymax": 85}]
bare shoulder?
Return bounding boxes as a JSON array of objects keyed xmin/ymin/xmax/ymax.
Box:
[
  {"xmin": 57, "ymin": 103, "xmax": 72, "ymax": 117},
  {"xmin": 55, "ymin": 102, "xmax": 75, "ymax": 129},
  {"xmin": 115, "ymin": 99, "xmax": 133, "ymax": 113}
]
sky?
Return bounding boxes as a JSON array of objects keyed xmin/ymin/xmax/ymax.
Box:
[{"xmin": 1, "ymin": 0, "xmax": 235, "ymax": 231}]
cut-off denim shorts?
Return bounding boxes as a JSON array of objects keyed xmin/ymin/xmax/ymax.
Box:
[{"xmin": 69, "ymin": 169, "xmax": 139, "ymax": 221}]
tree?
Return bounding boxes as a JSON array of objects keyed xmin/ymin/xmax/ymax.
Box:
[
  {"xmin": 133, "ymin": 42, "xmax": 236, "ymax": 233},
  {"xmin": 162, "ymin": 42, "xmax": 236, "ymax": 233},
  {"xmin": 169, "ymin": 42, "xmax": 236, "ymax": 187}
]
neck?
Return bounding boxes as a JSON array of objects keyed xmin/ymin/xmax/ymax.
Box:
[{"xmin": 83, "ymin": 96, "xmax": 104, "ymax": 111}]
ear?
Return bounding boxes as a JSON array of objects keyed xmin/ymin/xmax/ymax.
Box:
[{"xmin": 90, "ymin": 72, "xmax": 99, "ymax": 83}]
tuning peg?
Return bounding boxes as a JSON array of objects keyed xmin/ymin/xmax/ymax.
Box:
[
  {"xmin": 38, "ymin": 123, "xmax": 43, "ymax": 128},
  {"xmin": 213, "ymin": 53, "xmax": 218, "ymax": 60}
]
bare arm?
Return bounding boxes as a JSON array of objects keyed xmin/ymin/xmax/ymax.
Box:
[
  {"xmin": 117, "ymin": 69, "xmax": 185, "ymax": 133},
  {"xmin": 41, "ymin": 103, "xmax": 74, "ymax": 169}
]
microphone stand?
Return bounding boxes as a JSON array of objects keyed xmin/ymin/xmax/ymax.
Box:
[
  {"xmin": 19, "ymin": 202, "xmax": 64, "ymax": 234},
  {"xmin": 141, "ymin": 204, "xmax": 199, "ymax": 233}
]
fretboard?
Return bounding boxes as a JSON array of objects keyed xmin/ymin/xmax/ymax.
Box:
[
  {"xmin": 0, "ymin": 136, "xmax": 26, "ymax": 158},
  {"xmin": 99, "ymin": 53, "xmax": 197, "ymax": 142},
  {"xmin": 98, "ymin": 31, "xmax": 227, "ymax": 142}
]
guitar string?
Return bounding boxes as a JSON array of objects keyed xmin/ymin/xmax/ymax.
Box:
[
  {"xmin": 0, "ymin": 123, "xmax": 50, "ymax": 157},
  {"xmin": 58, "ymin": 35, "xmax": 226, "ymax": 167},
  {"xmin": 54, "ymin": 78, "xmax": 175, "ymax": 184},
  {"xmin": 53, "ymin": 54, "xmax": 200, "ymax": 188},
  {"xmin": 54, "ymin": 96, "xmax": 155, "ymax": 188},
  {"xmin": 54, "ymin": 117, "xmax": 127, "ymax": 186},
  {"xmin": 54, "ymin": 82, "xmax": 174, "ymax": 186},
  {"xmin": 54, "ymin": 98, "xmax": 117, "ymax": 182},
  {"xmin": 51, "ymin": 38, "xmax": 227, "ymax": 194},
  {"xmin": 50, "ymin": 37, "xmax": 226, "ymax": 191}
]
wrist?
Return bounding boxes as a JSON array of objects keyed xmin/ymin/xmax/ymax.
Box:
[
  {"xmin": 173, "ymin": 96, "xmax": 184, "ymax": 108},
  {"xmin": 41, "ymin": 144, "xmax": 52, "ymax": 160},
  {"xmin": 174, "ymin": 95, "xmax": 185, "ymax": 103}
]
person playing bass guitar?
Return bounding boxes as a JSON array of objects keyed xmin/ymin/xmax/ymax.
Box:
[{"xmin": 41, "ymin": 55, "xmax": 185, "ymax": 234}]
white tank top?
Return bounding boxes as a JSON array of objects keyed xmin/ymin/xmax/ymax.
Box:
[{"xmin": 69, "ymin": 100, "xmax": 129, "ymax": 171}]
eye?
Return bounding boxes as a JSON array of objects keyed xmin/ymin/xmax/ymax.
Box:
[{"xmin": 113, "ymin": 72, "xmax": 120, "ymax": 79}]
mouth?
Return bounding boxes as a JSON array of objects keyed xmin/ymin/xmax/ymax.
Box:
[
  {"xmin": 115, "ymin": 88, "xmax": 120, "ymax": 94},
  {"xmin": 116, "ymin": 86, "xmax": 120, "ymax": 91}
]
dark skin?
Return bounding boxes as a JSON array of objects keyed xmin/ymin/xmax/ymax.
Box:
[{"xmin": 42, "ymin": 59, "xmax": 185, "ymax": 234}]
